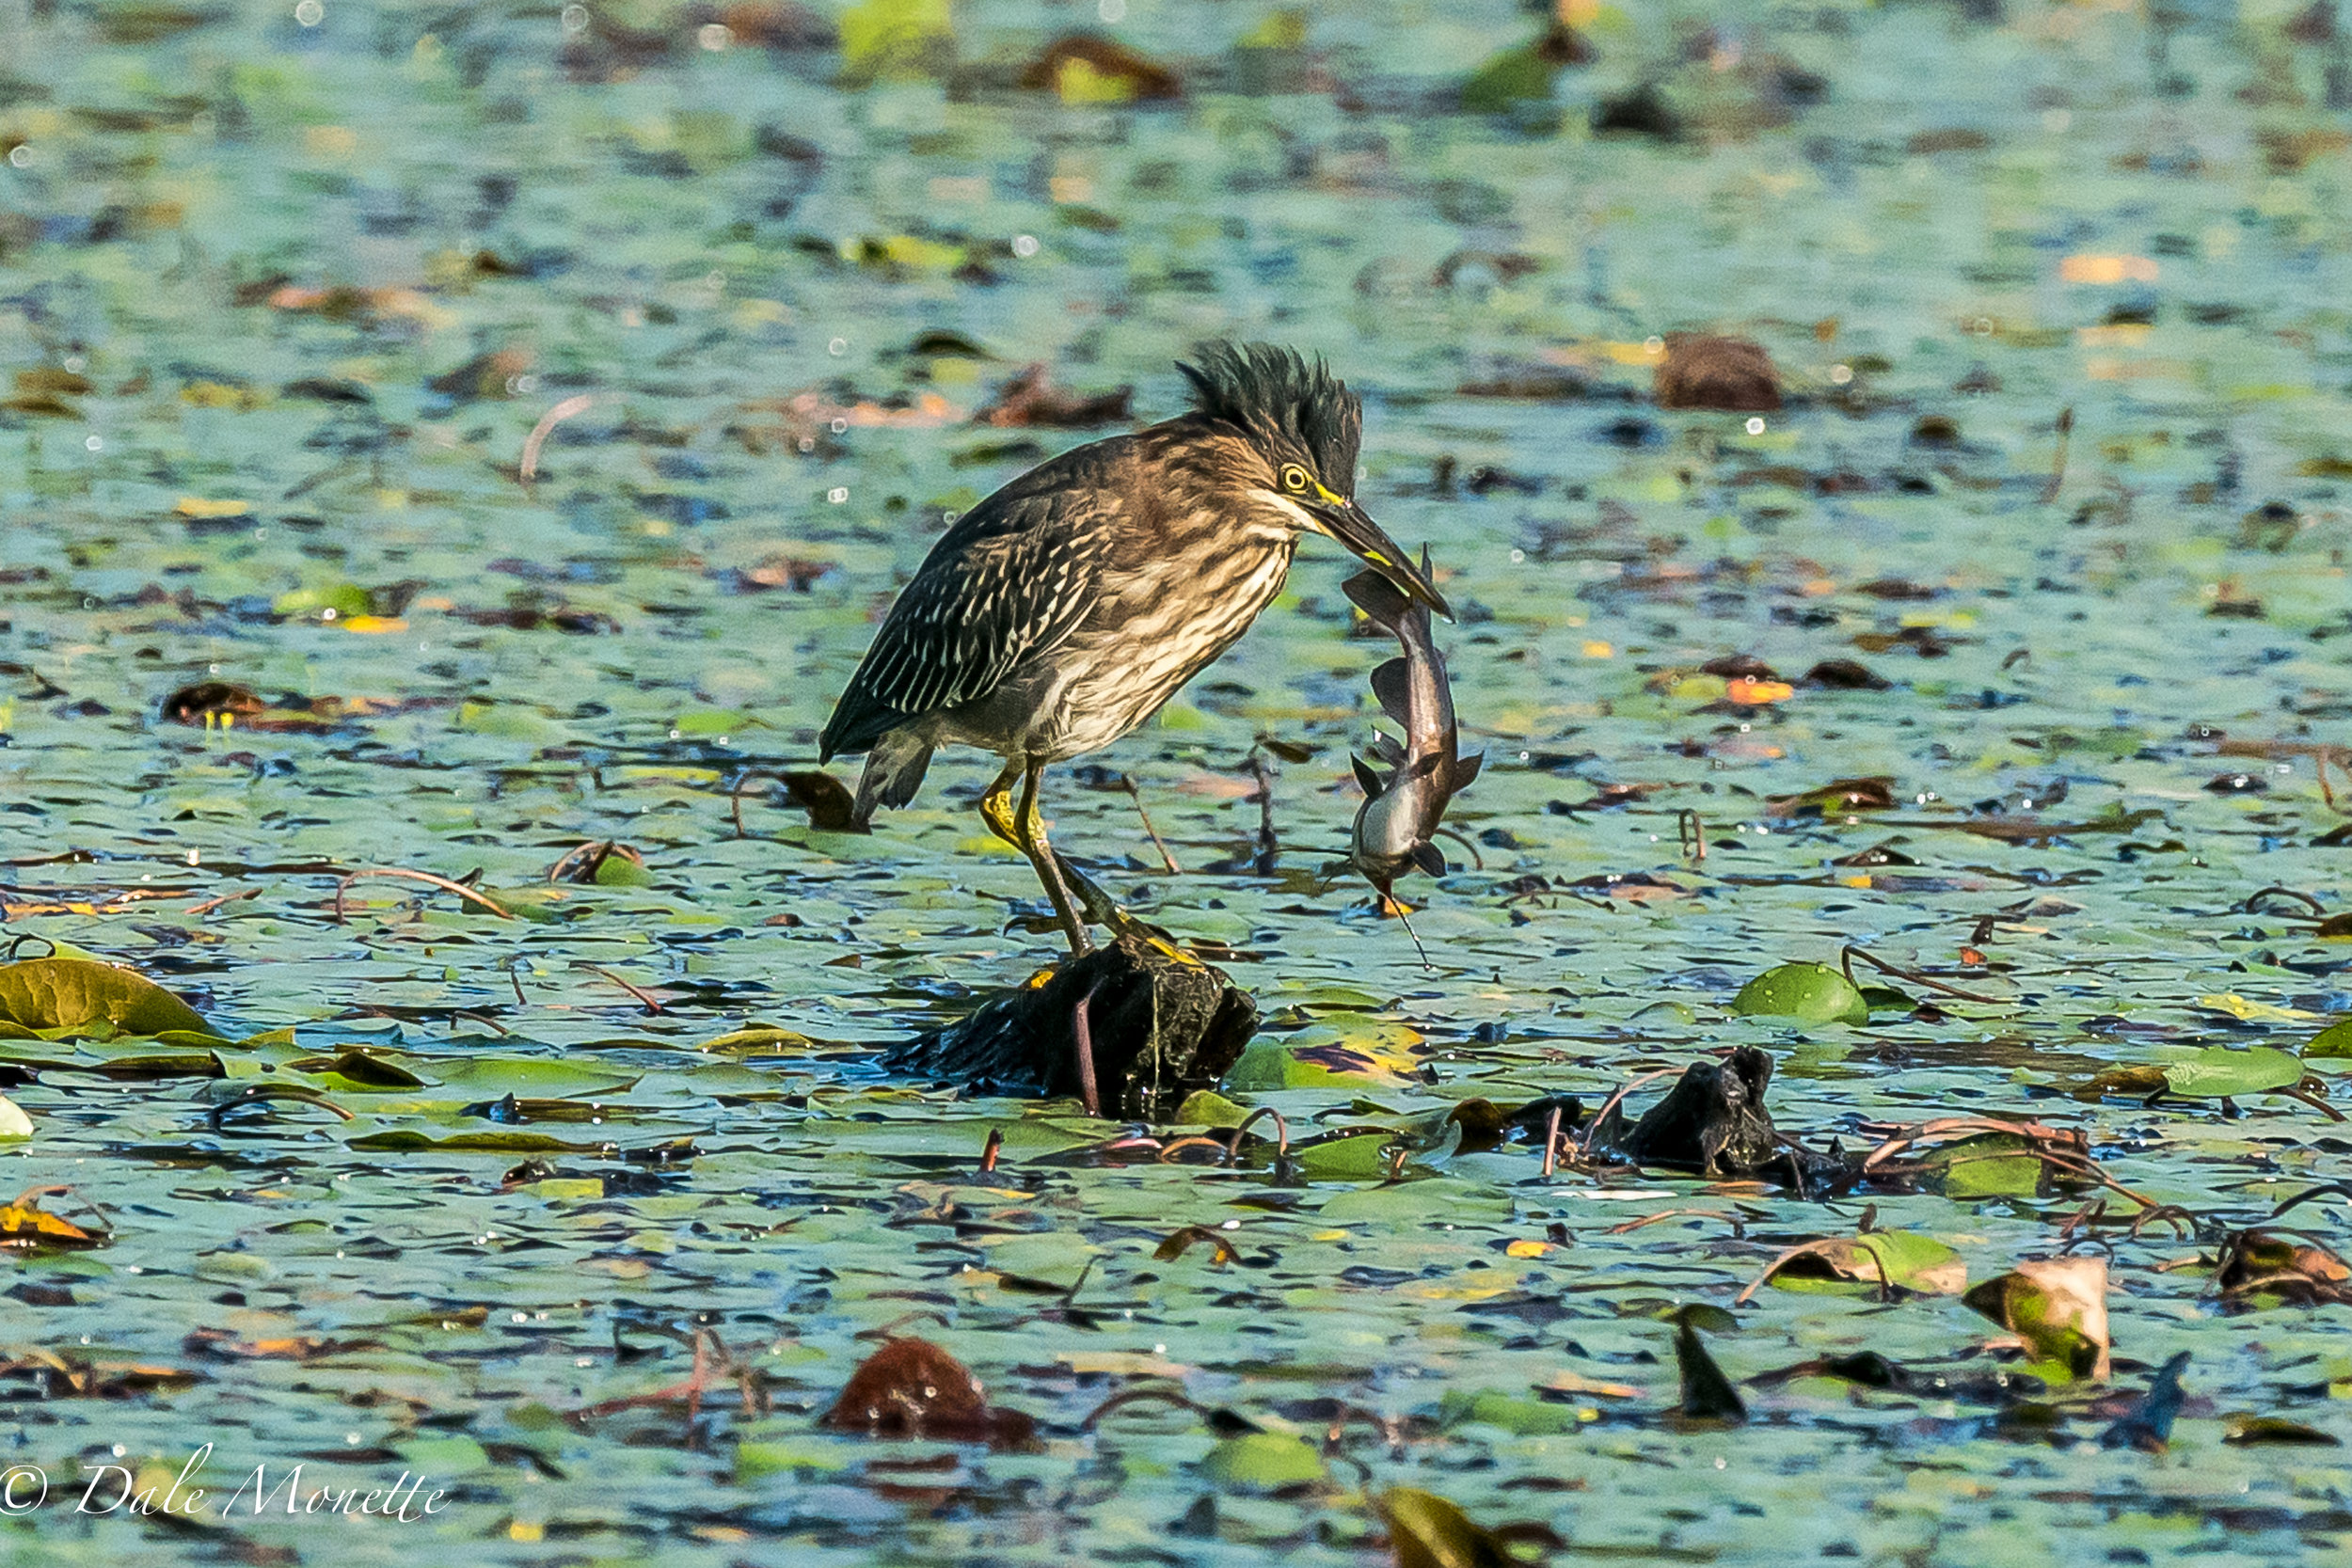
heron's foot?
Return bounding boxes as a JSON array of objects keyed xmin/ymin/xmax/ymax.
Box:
[{"xmin": 978, "ymin": 764, "xmax": 1024, "ymax": 849}]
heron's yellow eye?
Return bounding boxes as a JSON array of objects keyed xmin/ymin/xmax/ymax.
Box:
[{"xmin": 1281, "ymin": 464, "xmax": 1311, "ymax": 493}]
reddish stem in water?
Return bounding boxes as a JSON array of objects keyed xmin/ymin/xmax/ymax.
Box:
[{"xmin": 1073, "ymin": 977, "xmax": 1103, "ymax": 1117}]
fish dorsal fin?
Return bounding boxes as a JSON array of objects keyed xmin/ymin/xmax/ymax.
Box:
[
  {"xmin": 1344, "ymin": 569, "xmax": 1410, "ymax": 626},
  {"xmin": 1367, "ymin": 734, "xmax": 1406, "ymax": 768},
  {"xmin": 1350, "ymin": 753, "xmax": 1385, "ymax": 798},
  {"xmin": 1410, "ymin": 841, "xmax": 1446, "ymax": 878},
  {"xmin": 1452, "ymin": 750, "xmax": 1485, "ymax": 790},
  {"xmin": 1370, "ymin": 657, "xmax": 1412, "ymax": 726}
]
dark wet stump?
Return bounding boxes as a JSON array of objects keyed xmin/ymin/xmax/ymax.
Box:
[
  {"xmin": 1591, "ymin": 1045, "xmax": 1848, "ymax": 1186},
  {"xmin": 885, "ymin": 934, "xmax": 1256, "ymax": 1118}
]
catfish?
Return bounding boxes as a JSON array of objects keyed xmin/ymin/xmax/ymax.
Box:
[{"xmin": 1343, "ymin": 548, "xmax": 1482, "ymax": 919}]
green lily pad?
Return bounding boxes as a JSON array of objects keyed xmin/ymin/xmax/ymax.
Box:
[
  {"xmin": 2303, "ymin": 1019, "xmax": 2352, "ymax": 1067},
  {"xmin": 270, "ymin": 582, "xmax": 372, "ymax": 621},
  {"xmin": 1171, "ymin": 1089, "xmax": 1250, "ymax": 1129},
  {"xmin": 1756, "ymin": 1231, "xmax": 1965, "ymax": 1297},
  {"xmin": 1377, "ymin": 1488, "xmax": 1518, "ymax": 1568},
  {"xmin": 1915, "ymin": 1132, "xmax": 2055, "ymax": 1200},
  {"xmin": 2159, "ymin": 1045, "xmax": 2305, "ymax": 1099},
  {"xmin": 1200, "ymin": 1431, "xmax": 1325, "ymax": 1489},
  {"xmin": 1731, "ymin": 962, "xmax": 1869, "ymax": 1025},
  {"xmin": 0, "ymin": 959, "xmax": 211, "ymax": 1038},
  {"xmin": 1438, "ymin": 1388, "xmax": 1581, "ymax": 1435}
]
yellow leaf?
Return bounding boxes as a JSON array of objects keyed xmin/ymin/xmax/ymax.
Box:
[
  {"xmin": 1057, "ymin": 1351, "xmax": 1189, "ymax": 1377},
  {"xmin": 339, "ymin": 615, "xmax": 409, "ymax": 634},
  {"xmin": 1057, "ymin": 56, "xmax": 1134, "ymax": 103},
  {"xmin": 180, "ymin": 382, "xmax": 262, "ymax": 409},
  {"xmin": 174, "ymin": 496, "xmax": 252, "ymax": 519},
  {"xmin": 2058, "ymin": 254, "xmax": 2158, "ymax": 284},
  {"xmin": 0, "ymin": 1200, "xmax": 100, "ymax": 1248},
  {"xmin": 2200, "ymin": 993, "xmax": 2318, "ymax": 1022},
  {"xmin": 1600, "ymin": 340, "xmax": 1668, "ymax": 365}
]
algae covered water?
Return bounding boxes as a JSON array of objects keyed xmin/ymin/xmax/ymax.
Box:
[{"xmin": 1, "ymin": 0, "xmax": 2351, "ymax": 1560}]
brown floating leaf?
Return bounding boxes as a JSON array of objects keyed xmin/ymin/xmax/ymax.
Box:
[
  {"xmin": 4, "ymin": 366, "xmax": 90, "ymax": 417},
  {"xmin": 2213, "ymin": 1228, "xmax": 2352, "ymax": 1306},
  {"xmin": 719, "ymin": 0, "xmax": 835, "ymax": 50},
  {"xmin": 723, "ymin": 552, "xmax": 836, "ymax": 593},
  {"xmin": 183, "ymin": 1327, "xmax": 368, "ymax": 1362},
  {"xmin": 0, "ymin": 1184, "xmax": 109, "ymax": 1250},
  {"xmin": 1801, "ymin": 658, "xmax": 1891, "ymax": 690},
  {"xmin": 1655, "ymin": 332, "xmax": 1781, "ymax": 412},
  {"xmin": 0, "ymin": 1347, "xmax": 203, "ymax": 1398},
  {"xmin": 1153, "ymin": 1225, "xmax": 1241, "ymax": 1267},
  {"xmin": 158, "ymin": 685, "xmax": 444, "ymax": 733},
  {"xmin": 428, "ymin": 346, "xmax": 533, "ymax": 401},
  {"xmin": 1017, "ymin": 34, "xmax": 1183, "ymax": 101},
  {"xmin": 819, "ymin": 1337, "xmax": 1038, "ymax": 1448},
  {"xmin": 775, "ymin": 770, "xmax": 864, "ymax": 832},
  {"xmin": 1594, "ymin": 83, "xmax": 1678, "ymax": 139},
  {"xmin": 1768, "ymin": 776, "xmax": 1897, "ymax": 816},
  {"xmin": 2225, "ymin": 1414, "xmax": 2341, "ymax": 1446},
  {"xmin": 1852, "ymin": 626, "xmax": 1956, "ymax": 657},
  {"xmin": 974, "ymin": 363, "xmax": 1135, "ymax": 428},
  {"xmin": 161, "ymin": 680, "xmax": 265, "ymax": 724},
  {"xmin": 1963, "ymin": 1257, "xmax": 2110, "ymax": 1380}
]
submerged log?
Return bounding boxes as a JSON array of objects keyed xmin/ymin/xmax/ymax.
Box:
[{"xmin": 884, "ymin": 934, "xmax": 1256, "ymax": 1119}]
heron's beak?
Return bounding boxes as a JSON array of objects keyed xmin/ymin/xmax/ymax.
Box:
[{"xmin": 1306, "ymin": 492, "xmax": 1452, "ymax": 619}]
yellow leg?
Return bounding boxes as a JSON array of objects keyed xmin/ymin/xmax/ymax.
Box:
[
  {"xmin": 978, "ymin": 758, "xmax": 1025, "ymax": 849},
  {"xmin": 1018, "ymin": 761, "xmax": 1092, "ymax": 957},
  {"xmin": 981, "ymin": 757, "xmax": 1090, "ymax": 956}
]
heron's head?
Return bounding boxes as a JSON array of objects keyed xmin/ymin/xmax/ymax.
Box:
[{"xmin": 1177, "ymin": 341, "xmax": 1450, "ymax": 617}]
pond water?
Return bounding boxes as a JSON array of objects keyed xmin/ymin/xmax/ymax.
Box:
[{"xmin": 2, "ymin": 0, "xmax": 2351, "ymax": 1561}]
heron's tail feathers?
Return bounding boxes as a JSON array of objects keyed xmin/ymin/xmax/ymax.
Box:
[{"xmin": 853, "ymin": 729, "xmax": 934, "ymax": 827}]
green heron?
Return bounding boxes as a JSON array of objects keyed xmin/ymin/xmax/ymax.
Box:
[{"xmin": 818, "ymin": 341, "xmax": 1448, "ymax": 956}]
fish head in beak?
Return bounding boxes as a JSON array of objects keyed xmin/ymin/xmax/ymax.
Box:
[{"xmin": 1299, "ymin": 484, "xmax": 1452, "ymax": 619}]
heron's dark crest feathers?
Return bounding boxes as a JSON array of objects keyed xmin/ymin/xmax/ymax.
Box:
[{"xmin": 1178, "ymin": 341, "xmax": 1361, "ymax": 491}]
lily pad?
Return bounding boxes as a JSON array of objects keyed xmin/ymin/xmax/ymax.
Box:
[
  {"xmin": 1749, "ymin": 1231, "xmax": 1965, "ymax": 1298},
  {"xmin": 1731, "ymin": 962, "xmax": 1868, "ymax": 1025},
  {"xmin": 1963, "ymin": 1258, "xmax": 2110, "ymax": 1382},
  {"xmin": 0, "ymin": 959, "xmax": 213, "ymax": 1039},
  {"xmin": 1200, "ymin": 1431, "xmax": 1325, "ymax": 1489},
  {"xmin": 2160, "ymin": 1045, "xmax": 2305, "ymax": 1099}
]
